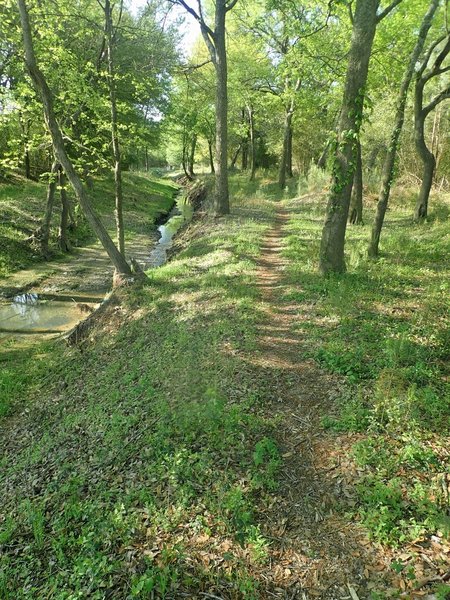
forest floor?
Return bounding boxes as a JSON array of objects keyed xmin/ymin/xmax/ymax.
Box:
[{"xmin": 0, "ymin": 175, "xmax": 449, "ymax": 599}]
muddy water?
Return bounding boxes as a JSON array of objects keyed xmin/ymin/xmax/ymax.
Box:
[
  {"xmin": 0, "ymin": 195, "xmax": 193, "ymax": 338},
  {"xmin": 0, "ymin": 293, "xmax": 99, "ymax": 335}
]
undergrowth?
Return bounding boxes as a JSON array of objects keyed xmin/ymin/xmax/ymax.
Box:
[
  {"xmin": 283, "ymin": 190, "xmax": 449, "ymax": 552},
  {"xmin": 0, "ymin": 190, "xmax": 280, "ymax": 598}
]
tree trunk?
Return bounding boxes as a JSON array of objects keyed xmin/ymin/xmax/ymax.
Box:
[
  {"xmin": 188, "ymin": 134, "xmax": 196, "ymax": 178},
  {"xmin": 145, "ymin": 147, "xmax": 149, "ymax": 171},
  {"xmin": 287, "ymin": 125, "xmax": 293, "ymax": 178},
  {"xmin": 19, "ymin": 113, "xmax": 33, "ymax": 179},
  {"xmin": 24, "ymin": 148, "xmax": 31, "ymax": 179},
  {"xmin": 349, "ymin": 140, "xmax": 363, "ymax": 224},
  {"xmin": 213, "ymin": 0, "xmax": 230, "ymax": 215},
  {"xmin": 317, "ymin": 140, "xmax": 329, "ymax": 170},
  {"xmin": 230, "ymin": 144, "xmax": 241, "ymax": 169},
  {"xmin": 248, "ymin": 105, "xmax": 256, "ymax": 182},
  {"xmin": 181, "ymin": 137, "xmax": 190, "ymax": 179},
  {"xmin": 278, "ymin": 109, "xmax": 293, "ymax": 189},
  {"xmin": 208, "ymin": 139, "xmax": 215, "ymax": 174},
  {"xmin": 415, "ymin": 104, "xmax": 436, "ymax": 220},
  {"xmin": 369, "ymin": 0, "xmax": 439, "ymax": 255},
  {"xmin": 319, "ymin": 0, "xmax": 379, "ymax": 275},
  {"xmin": 241, "ymin": 140, "xmax": 248, "ymax": 170},
  {"xmin": 58, "ymin": 168, "xmax": 71, "ymax": 253},
  {"xmin": 105, "ymin": 0, "xmax": 125, "ymax": 256},
  {"xmin": 17, "ymin": 0, "xmax": 132, "ymax": 277},
  {"xmin": 35, "ymin": 160, "xmax": 59, "ymax": 256},
  {"xmin": 241, "ymin": 107, "xmax": 249, "ymax": 171}
]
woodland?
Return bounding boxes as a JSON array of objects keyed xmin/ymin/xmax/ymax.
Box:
[{"xmin": 0, "ymin": 0, "xmax": 449, "ymax": 598}]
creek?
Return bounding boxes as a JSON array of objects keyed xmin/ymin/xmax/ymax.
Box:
[{"xmin": 0, "ymin": 195, "xmax": 193, "ymax": 340}]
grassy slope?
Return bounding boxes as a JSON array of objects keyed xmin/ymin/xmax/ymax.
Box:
[
  {"xmin": 0, "ymin": 172, "xmax": 177, "ymax": 278},
  {"xmin": 0, "ymin": 186, "xmax": 279, "ymax": 599},
  {"xmin": 0, "ymin": 174, "xmax": 449, "ymax": 598},
  {"xmin": 282, "ymin": 188, "xmax": 450, "ymax": 564}
]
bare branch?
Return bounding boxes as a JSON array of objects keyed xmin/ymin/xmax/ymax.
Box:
[
  {"xmin": 225, "ymin": 0, "xmax": 239, "ymax": 12},
  {"xmin": 377, "ymin": 0, "xmax": 403, "ymax": 22},
  {"xmin": 418, "ymin": 34, "xmax": 446, "ymax": 77},
  {"xmin": 423, "ymin": 35, "xmax": 450, "ymax": 82},
  {"xmin": 424, "ymin": 84, "xmax": 450, "ymax": 116}
]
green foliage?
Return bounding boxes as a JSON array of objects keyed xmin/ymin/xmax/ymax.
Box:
[
  {"xmin": 0, "ymin": 187, "xmax": 276, "ymax": 597},
  {"xmin": 252, "ymin": 437, "xmax": 281, "ymax": 491},
  {"xmin": 283, "ymin": 189, "xmax": 449, "ymax": 550}
]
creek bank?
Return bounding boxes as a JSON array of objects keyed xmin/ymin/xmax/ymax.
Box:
[{"xmin": 0, "ymin": 187, "xmax": 194, "ymax": 340}]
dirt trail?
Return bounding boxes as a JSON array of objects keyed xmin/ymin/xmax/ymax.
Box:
[{"xmin": 252, "ymin": 209, "xmax": 391, "ymax": 599}]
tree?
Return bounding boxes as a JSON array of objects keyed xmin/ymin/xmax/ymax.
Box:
[
  {"xmin": 171, "ymin": 0, "xmax": 238, "ymax": 215},
  {"xmin": 414, "ymin": 34, "xmax": 450, "ymax": 220},
  {"xmin": 348, "ymin": 139, "xmax": 363, "ymax": 224},
  {"xmin": 102, "ymin": 0, "xmax": 126, "ymax": 255},
  {"xmin": 17, "ymin": 0, "xmax": 133, "ymax": 278},
  {"xmin": 319, "ymin": 0, "xmax": 403, "ymax": 275},
  {"xmin": 368, "ymin": 0, "xmax": 440, "ymax": 256}
]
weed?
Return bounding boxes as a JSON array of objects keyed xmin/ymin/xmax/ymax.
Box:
[{"xmin": 252, "ymin": 437, "xmax": 281, "ymax": 491}]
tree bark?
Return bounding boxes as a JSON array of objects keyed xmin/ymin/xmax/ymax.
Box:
[
  {"xmin": 287, "ymin": 125, "xmax": 293, "ymax": 178},
  {"xmin": 241, "ymin": 140, "xmax": 248, "ymax": 170},
  {"xmin": 319, "ymin": 0, "xmax": 379, "ymax": 275},
  {"xmin": 248, "ymin": 105, "xmax": 256, "ymax": 182},
  {"xmin": 24, "ymin": 148, "xmax": 31, "ymax": 179},
  {"xmin": 58, "ymin": 168, "xmax": 71, "ymax": 253},
  {"xmin": 414, "ymin": 100, "xmax": 436, "ymax": 220},
  {"xmin": 349, "ymin": 140, "xmax": 363, "ymax": 224},
  {"xmin": 213, "ymin": 0, "xmax": 230, "ymax": 215},
  {"xmin": 34, "ymin": 160, "xmax": 59, "ymax": 257},
  {"xmin": 208, "ymin": 138, "xmax": 215, "ymax": 173},
  {"xmin": 19, "ymin": 113, "xmax": 33, "ymax": 179},
  {"xmin": 278, "ymin": 107, "xmax": 293, "ymax": 189},
  {"xmin": 188, "ymin": 134, "xmax": 196, "ymax": 178},
  {"xmin": 369, "ymin": 0, "xmax": 439, "ymax": 255},
  {"xmin": 317, "ymin": 140, "xmax": 329, "ymax": 170},
  {"xmin": 105, "ymin": 0, "xmax": 125, "ymax": 256},
  {"xmin": 230, "ymin": 144, "xmax": 241, "ymax": 169},
  {"xmin": 17, "ymin": 0, "xmax": 132, "ymax": 277}
]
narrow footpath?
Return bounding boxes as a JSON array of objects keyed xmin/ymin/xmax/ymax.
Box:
[{"xmin": 251, "ymin": 210, "xmax": 393, "ymax": 598}]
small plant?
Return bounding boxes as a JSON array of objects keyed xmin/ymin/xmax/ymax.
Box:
[
  {"xmin": 22, "ymin": 501, "xmax": 46, "ymax": 549},
  {"xmin": 0, "ymin": 518, "xmax": 16, "ymax": 546},
  {"xmin": 322, "ymin": 389, "xmax": 370, "ymax": 432},
  {"xmin": 252, "ymin": 437, "xmax": 281, "ymax": 491}
]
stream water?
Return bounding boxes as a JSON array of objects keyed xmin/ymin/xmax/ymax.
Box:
[{"xmin": 0, "ymin": 196, "xmax": 193, "ymax": 339}]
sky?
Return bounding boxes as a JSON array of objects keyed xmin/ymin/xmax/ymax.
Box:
[{"xmin": 128, "ymin": 0, "xmax": 200, "ymax": 55}]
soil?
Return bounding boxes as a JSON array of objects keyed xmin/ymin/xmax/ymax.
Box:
[{"xmin": 250, "ymin": 210, "xmax": 397, "ymax": 599}]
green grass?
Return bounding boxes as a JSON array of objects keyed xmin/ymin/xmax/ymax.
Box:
[
  {"xmin": 282, "ymin": 189, "xmax": 450, "ymax": 549},
  {"xmin": 0, "ymin": 190, "xmax": 280, "ymax": 598},
  {"xmin": 0, "ymin": 172, "xmax": 178, "ymax": 278},
  {"xmin": 1, "ymin": 175, "xmax": 449, "ymax": 597}
]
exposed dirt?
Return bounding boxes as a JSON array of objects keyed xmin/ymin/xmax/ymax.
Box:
[
  {"xmin": 0, "ymin": 232, "xmax": 160, "ymax": 300},
  {"xmin": 249, "ymin": 210, "xmax": 398, "ymax": 599}
]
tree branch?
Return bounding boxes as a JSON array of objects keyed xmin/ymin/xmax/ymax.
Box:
[
  {"xmin": 423, "ymin": 84, "xmax": 450, "ymax": 117},
  {"xmin": 377, "ymin": 0, "xmax": 403, "ymax": 22},
  {"xmin": 225, "ymin": 0, "xmax": 239, "ymax": 12},
  {"xmin": 168, "ymin": 0, "xmax": 214, "ymax": 39},
  {"xmin": 418, "ymin": 34, "xmax": 446, "ymax": 78},
  {"xmin": 423, "ymin": 35, "xmax": 450, "ymax": 82}
]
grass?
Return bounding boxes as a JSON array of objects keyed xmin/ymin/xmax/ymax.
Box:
[
  {"xmin": 0, "ymin": 171, "xmax": 177, "ymax": 278},
  {"xmin": 282, "ymin": 187, "xmax": 450, "ymax": 551},
  {"xmin": 0, "ymin": 173, "xmax": 449, "ymax": 598},
  {"xmin": 0, "ymin": 188, "xmax": 281, "ymax": 598}
]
